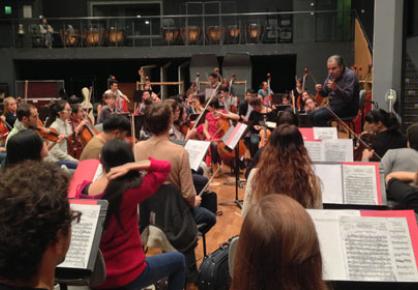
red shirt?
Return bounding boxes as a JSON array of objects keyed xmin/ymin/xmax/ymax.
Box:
[{"xmin": 77, "ymin": 158, "xmax": 171, "ymax": 289}]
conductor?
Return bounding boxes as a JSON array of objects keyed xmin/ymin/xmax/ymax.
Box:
[{"xmin": 311, "ymin": 55, "xmax": 359, "ymax": 126}]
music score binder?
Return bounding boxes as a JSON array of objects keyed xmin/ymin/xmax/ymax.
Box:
[
  {"xmin": 57, "ymin": 199, "xmax": 108, "ymax": 273},
  {"xmin": 308, "ymin": 209, "xmax": 418, "ymax": 282},
  {"xmin": 313, "ymin": 162, "xmax": 386, "ymax": 206}
]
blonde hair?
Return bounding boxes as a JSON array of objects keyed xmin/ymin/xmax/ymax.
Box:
[{"xmin": 3, "ymin": 97, "xmax": 17, "ymax": 114}]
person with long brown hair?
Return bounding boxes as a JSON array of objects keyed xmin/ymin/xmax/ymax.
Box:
[
  {"xmin": 231, "ymin": 194, "xmax": 328, "ymax": 290},
  {"xmin": 242, "ymin": 124, "xmax": 321, "ymax": 217}
]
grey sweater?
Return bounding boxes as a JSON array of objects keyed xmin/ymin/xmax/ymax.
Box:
[{"xmin": 381, "ymin": 148, "xmax": 418, "ymax": 175}]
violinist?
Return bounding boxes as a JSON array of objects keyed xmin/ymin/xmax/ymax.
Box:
[
  {"xmin": 311, "ymin": 55, "xmax": 359, "ymax": 126},
  {"xmin": 45, "ymin": 100, "xmax": 78, "ymax": 169},
  {"xmin": 247, "ymin": 97, "xmax": 274, "ymax": 157},
  {"xmin": 361, "ymin": 109, "xmax": 406, "ymax": 162},
  {"xmin": 1, "ymin": 96, "xmax": 17, "ymax": 128},
  {"xmin": 190, "ymin": 94, "xmax": 205, "ymax": 114},
  {"xmin": 218, "ymin": 86, "xmax": 237, "ymax": 113},
  {"xmin": 6, "ymin": 103, "xmax": 40, "ymax": 145}
]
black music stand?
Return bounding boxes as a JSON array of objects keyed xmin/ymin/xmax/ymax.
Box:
[{"xmin": 218, "ymin": 123, "xmax": 248, "ymax": 209}]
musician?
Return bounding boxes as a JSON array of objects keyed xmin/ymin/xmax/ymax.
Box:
[
  {"xmin": 68, "ymin": 103, "xmax": 91, "ymax": 159},
  {"xmin": 293, "ymin": 78, "xmax": 304, "ymax": 110},
  {"xmin": 79, "ymin": 115, "xmax": 130, "ymax": 161},
  {"xmin": 361, "ymin": 109, "xmax": 406, "ymax": 161},
  {"xmin": 105, "ymin": 80, "xmax": 129, "ymax": 113},
  {"xmin": 203, "ymin": 98, "xmax": 240, "ymax": 172},
  {"xmin": 0, "ymin": 162, "xmax": 73, "ymax": 290},
  {"xmin": 242, "ymin": 124, "xmax": 322, "ymax": 217},
  {"xmin": 46, "ymin": 100, "xmax": 78, "ymax": 169},
  {"xmin": 238, "ymin": 89, "xmax": 256, "ymax": 123},
  {"xmin": 218, "ymin": 86, "xmax": 237, "ymax": 112},
  {"xmin": 4, "ymin": 129, "xmax": 48, "ymax": 167},
  {"xmin": 134, "ymin": 102, "xmax": 216, "ymax": 239},
  {"xmin": 1, "ymin": 96, "xmax": 17, "ymax": 127},
  {"xmin": 247, "ymin": 97, "xmax": 274, "ymax": 157},
  {"xmin": 190, "ymin": 94, "xmax": 205, "ymax": 114},
  {"xmin": 311, "ymin": 55, "xmax": 360, "ymax": 126},
  {"xmin": 381, "ymin": 123, "xmax": 418, "ymax": 175},
  {"xmin": 258, "ymin": 81, "xmax": 273, "ymax": 107},
  {"xmin": 5, "ymin": 103, "xmax": 39, "ymax": 145},
  {"xmin": 303, "ymin": 96, "xmax": 318, "ymax": 114},
  {"xmin": 97, "ymin": 91, "xmax": 119, "ymax": 124},
  {"xmin": 39, "ymin": 17, "xmax": 54, "ymax": 48}
]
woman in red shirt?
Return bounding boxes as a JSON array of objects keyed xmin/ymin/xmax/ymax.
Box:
[{"xmin": 78, "ymin": 139, "xmax": 185, "ymax": 290}]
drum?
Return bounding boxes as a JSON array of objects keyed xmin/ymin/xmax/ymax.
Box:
[
  {"xmin": 227, "ymin": 25, "xmax": 240, "ymax": 43},
  {"xmin": 207, "ymin": 26, "xmax": 224, "ymax": 44},
  {"xmin": 247, "ymin": 23, "xmax": 262, "ymax": 43},
  {"xmin": 181, "ymin": 26, "xmax": 201, "ymax": 44},
  {"xmin": 107, "ymin": 27, "xmax": 125, "ymax": 45},
  {"xmin": 61, "ymin": 28, "xmax": 79, "ymax": 47},
  {"xmin": 162, "ymin": 27, "xmax": 179, "ymax": 44},
  {"xmin": 84, "ymin": 28, "xmax": 102, "ymax": 46}
]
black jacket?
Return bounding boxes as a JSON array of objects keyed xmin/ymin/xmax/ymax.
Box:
[{"xmin": 140, "ymin": 183, "xmax": 198, "ymax": 252}]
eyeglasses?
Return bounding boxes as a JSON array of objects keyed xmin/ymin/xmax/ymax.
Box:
[{"xmin": 70, "ymin": 210, "xmax": 82, "ymax": 224}]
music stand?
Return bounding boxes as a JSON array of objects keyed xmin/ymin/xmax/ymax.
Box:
[{"xmin": 218, "ymin": 123, "xmax": 248, "ymax": 209}]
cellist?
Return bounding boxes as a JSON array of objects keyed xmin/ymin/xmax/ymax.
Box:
[{"xmin": 203, "ymin": 98, "xmax": 239, "ymax": 172}]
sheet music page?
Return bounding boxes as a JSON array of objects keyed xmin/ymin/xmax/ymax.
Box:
[
  {"xmin": 314, "ymin": 164, "xmax": 343, "ymax": 203},
  {"xmin": 342, "ymin": 164, "xmax": 378, "ymax": 205},
  {"xmin": 313, "ymin": 127, "xmax": 338, "ymax": 140},
  {"xmin": 226, "ymin": 123, "xmax": 248, "ymax": 150},
  {"xmin": 339, "ymin": 216, "xmax": 418, "ymax": 282},
  {"xmin": 308, "ymin": 210, "xmax": 360, "ymax": 280},
  {"xmin": 323, "ymin": 139, "xmax": 354, "ymax": 162},
  {"xmin": 59, "ymin": 203, "xmax": 101, "ymax": 269},
  {"xmin": 305, "ymin": 141, "xmax": 322, "ymax": 162},
  {"xmin": 184, "ymin": 140, "xmax": 211, "ymax": 171}
]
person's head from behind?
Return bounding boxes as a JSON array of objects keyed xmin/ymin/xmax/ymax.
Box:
[
  {"xmin": 249, "ymin": 97, "xmax": 262, "ymax": 112},
  {"xmin": 253, "ymin": 124, "xmax": 319, "ymax": 208},
  {"xmin": 145, "ymin": 102, "xmax": 172, "ymax": 136},
  {"xmin": 0, "ymin": 161, "xmax": 73, "ymax": 288},
  {"xmin": 5, "ymin": 129, "xmax": 48, "ymax": 167},
  {"xmin": 364, "ymin": 109, "xmax": 399, "ymax": 134},
  {"xmin": 102, "ymin": 115, "xmax": 130, "ymax": 140},
  {"xmin": 232, "ymin": 194, "xmax": 326, "ymax": 290},
  {"xmin": 17, "ymin": 103, "xmax": 38, "ymax": 128},
  {"xmin": 327, "ymin": 54, "xmax": 344, "ymax": 80},
  {"xmin": 163, "ymin": 98, "xmax": 181, "ymax": 122},
  {"xmin": 276, "ymin": 110, "xmax": 299, "ymax": 127},
  {"xmin": 3, "ymin": 97, "xmax": 17, "ymax": 114},
  {"xmin": 100, "ymin": 139, "xmax": 141, "ymax": 227},
  {"xmin": 406, "ymin": 123, "xmax": 418, "ymax": 151}
]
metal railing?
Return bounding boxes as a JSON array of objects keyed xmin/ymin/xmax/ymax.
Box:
[{"xmin": 0, "ymin": 10, "xmax": 353, "ymax": 49}]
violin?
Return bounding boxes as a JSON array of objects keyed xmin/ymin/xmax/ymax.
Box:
[{"xmin": 36, "ymin": 119, "xmax": 61, "ymax": 143}]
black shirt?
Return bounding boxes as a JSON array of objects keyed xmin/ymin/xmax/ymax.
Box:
[
  {"xmin": 0, "ymin": 283, "xmax": 47, "ymax": 290},
  {"xmin": 371, "ymin": 130, "xmax": 406, "ymax": 160}
]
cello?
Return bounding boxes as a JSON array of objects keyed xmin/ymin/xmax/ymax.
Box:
[{"xmin": 215, "ymin": 116, "xmax": 246, "ymax": 167}]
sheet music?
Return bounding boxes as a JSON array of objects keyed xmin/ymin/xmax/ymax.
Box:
[
  {"xmin": 184, "ymin": 140, "xmax": 210, "ymax": 171},
  {"xmin": 322, "ymin": 139, "xmax": 353, "ymax": 162},
  {"xmin": 343, "ymin": 164, "xmax": 378, "ymax": 205},
  {"xmin": 313, "ymin": 127, "xmax": 338, "ymax": 140},
  {"xmin": 59, "ymin": 203, "xmax": 101, "ymax": 269},
  {"xmin": 225, "ymin": 123, "xmax": 247, "ymax": 150},
  {"xmin": 305, "ymin": 141, "xmax": 322, "ymax": 162},
  {"xmin": 314, "ymin": 164, "xmax": 343, "ymax": 203},
  {"xmin": 340, "ymin": 216, "xmax": 418, "ymax": 281},
  {"xmin": 308, "ymin": 210, "xmax": 418, "ymax": 282}
]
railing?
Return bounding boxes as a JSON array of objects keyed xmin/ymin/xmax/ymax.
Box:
[{"xmin": 0, "ymin": 10, "xmax": 353, "ymax": 49}]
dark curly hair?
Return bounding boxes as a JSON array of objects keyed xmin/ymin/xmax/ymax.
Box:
[{"xmin": 0, "ymin": 161, "xmax": 71, "ymax": 283}]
